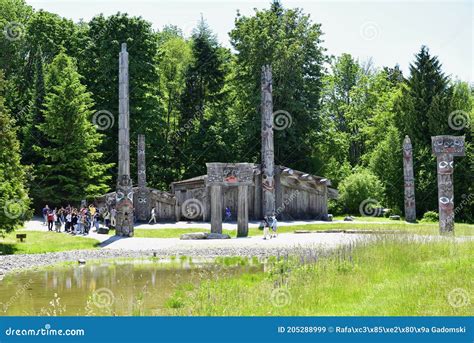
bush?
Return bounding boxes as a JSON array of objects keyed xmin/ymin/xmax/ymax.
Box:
[
  {"xmin": 421, "ymin": 211, "xmax": 438, "ymax": 223},
  {"xmin": 338, "ymin": 169, "xmax": 385, "ymax": 215}
]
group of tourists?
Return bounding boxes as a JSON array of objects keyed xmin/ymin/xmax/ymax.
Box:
[{"xmin": 41, "ymin": 204, "xmax": 116, "ymax": 235}]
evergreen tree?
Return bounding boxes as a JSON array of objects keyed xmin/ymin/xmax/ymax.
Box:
[
  {"xmin": 81, "ymin": 13, "xmax": 165, "ymax": 187},
  {"xmin": 229, "ymin": 0, "xmax": 326, "ymax": 172},
  {"xmin": 178, "ymin": 17, "xmax": 228, "ymax": 178},
  {"xmin": 394, "ymin": 46, "xmax": 453, "ymax": 217},
  {"xmin": 22, "ymin": 46, "xmax": 46, "ymax": 166},
  {"xmin": 0, "ymin": 71, "xmax": 30, "ymax": 233},
  {"xmin": 32, "ymin": 52, "xmax": 112, "ymax": 206}
]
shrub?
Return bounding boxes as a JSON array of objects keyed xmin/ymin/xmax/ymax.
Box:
[
  {"xmin": 421, "ymin": 211, "xmax": 439, "ymax": 223},
  {"xmin": 338, "ymin": 169, "xmax": 385, "ymax": 215}
]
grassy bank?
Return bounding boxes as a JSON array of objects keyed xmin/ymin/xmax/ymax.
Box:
[
  {"xmin": 164, "ymin": 238, "xmax": 474, "ymax": 316},
  {"xmin": 0, "ymin": 231, "xmax": 100, "ymax": 255}
]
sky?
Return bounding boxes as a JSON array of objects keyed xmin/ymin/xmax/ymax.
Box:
[{"xmin": 26, "ymin": 0, "xmax": 473, "ymax": 83}]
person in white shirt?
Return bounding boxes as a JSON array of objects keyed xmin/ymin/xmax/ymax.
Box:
[{"xmin": 148, "ymin": 207, "xmax": 157, "ymax": 224}]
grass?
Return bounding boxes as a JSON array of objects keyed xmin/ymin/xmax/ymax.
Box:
[
  {"xmin": 0, "ymin": 230, "xmax": 100, "ymax": 255},
  {"xmin": 164, "ymin": 237, "xmax": 474, "ymax": 316},
  {"xmin": 125, "ymin": 221, "xmax": 474, "ymax": 239},
  {"xmin": 132, "ymin": 228, "xmax": 205, "ymax": 238},
  {"xmin": 248, "ymin": 222, "xmax": 474, "ymax": 236}
]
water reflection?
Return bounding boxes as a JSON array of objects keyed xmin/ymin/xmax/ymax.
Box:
[{"xmin": 0, "ymin": 258, "xmax": 260, "ymax": 316}]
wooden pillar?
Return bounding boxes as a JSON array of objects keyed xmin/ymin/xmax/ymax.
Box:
[
  {"xmin": 431, "ymin": 135, "xmax": 465, "ymax": 235},
  {"xmin": 137, "ymin": 134, "xmax": 146, "ymax": 188},
  {"xmin": 403, "ymin": 135, "xmax": 416, "ymax": 222},
  {"xmin": 261, "ymin": 65, "xmax": 275, "ymax": 217},
  {"xmin": 210, "ymin": 184, "xmax": 222, "ymax": 234},
  {"xmin": 237, "ymin": 185, "xmax": 249, "ymax": 237},
  {"xmin": 116, "ymin": 42, "xmax": 134, "ymax": 237}
]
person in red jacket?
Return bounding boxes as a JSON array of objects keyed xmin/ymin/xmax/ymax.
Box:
[{"xmin": 47, "ymin": 211, "xmax": 54, "ymax": 231}]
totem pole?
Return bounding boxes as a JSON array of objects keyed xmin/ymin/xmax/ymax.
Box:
[
  {"xmin": 261, "ymin": 65, "xmax": 275, "ymax": 218},
  {"xmin": 431, "ymin": 135, "xmax": 465, "ymax": 235},
  {"xmin": 136, "ymin": 134, "xmax": 150, "ymax": 221},
  {"xmin": 115, "ymin": 43, "xmax": 134, "ymax": 236},
  {"xmin": 403, "ymin": 136, "xmax": 416, "ymax": 222}
]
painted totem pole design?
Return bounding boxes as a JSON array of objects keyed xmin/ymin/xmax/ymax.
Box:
[
  {"xmin": 403, "ymin": 136, "xmax": 416, "ymax": 222},
  {"xmin": 431, "ymin": 135, "xmax": 465, "ymax": 234}
]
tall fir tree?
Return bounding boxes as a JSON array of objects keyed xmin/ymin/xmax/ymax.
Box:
[
  {"xmin": 0, "ymin": 71, "xmax": 30, "ymax": 233},
  {"xmin": 394, "ymin": 46, "xmax": 456, "ymax": 217},
  {"xmin": 81, "ymin": 13, "xmax": 166, "ymax": 188},
  {"xmin": 32, "ymin": 52, "xmax": 112, "ymax": 206},
  {"xmin": 22, "ymin": 46, "xmax": 46, "ymax": 166},
  {"xmin": 178, "ymin": 17, "xmax": 228, "ymax": 178}
]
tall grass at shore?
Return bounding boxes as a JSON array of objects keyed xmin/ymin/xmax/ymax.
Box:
[{"xmin": 164, "ymin": 236, "xmax": 473, "ymax": 316}]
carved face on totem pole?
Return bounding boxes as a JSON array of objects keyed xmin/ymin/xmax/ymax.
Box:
[
  {"xmin": 403, "ymin": 136, "xmax": 412, "ymax": 161},
  {"xmin": 432, "ymin": 136, "xmax": 465, "ymax": 156},
  {"xmin": 223, "ymin": 167, "xmax": 239, "ymax": 183}
]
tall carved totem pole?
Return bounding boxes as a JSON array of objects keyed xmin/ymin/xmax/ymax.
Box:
[
  {"xmin": 116, "ymin": 43, "xmax": 134, "ymax": 237},
  {"xmin": 402, "ymin": 136, "xmax": 416, "ymax": 222},
  {"xmin": 431, "ymin": 135, "xmax": 465, "ymax": 235},
  {"xmin": 261, "ymin": 65, "xmax": 275, "ymax": 218},
  {"xmin": 135, "ymin": 134, "xmax": 150, "ymax": 221}
]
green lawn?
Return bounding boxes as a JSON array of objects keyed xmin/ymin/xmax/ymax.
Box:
[
  {"xmin": 126, "ymin": 221, "xmax": 474, "ymax": 239},
  {"xmin": 164, "ymin": 238, "xmax": 474, "ymax": 316},
  {"xmin": 0, "ymin": 231, "xmax": 100, "ymax": 255},
  {"xmin": 132, "ymin": 228, "xmax": 205, "ymax": 238}
]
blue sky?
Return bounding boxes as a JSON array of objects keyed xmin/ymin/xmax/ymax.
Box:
[{"xmin": 27, "ymin": 0, "xmax": 473, "ymax": 82}]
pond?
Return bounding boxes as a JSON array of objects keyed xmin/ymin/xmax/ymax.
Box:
[{"xmin": 0, "ymin": 257, "xmax": 262, "ymax": 316}]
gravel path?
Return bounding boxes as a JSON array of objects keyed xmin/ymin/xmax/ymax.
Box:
[{"xmin": 22, "ymin": 217, "xmax": 396, "ymax": 232}]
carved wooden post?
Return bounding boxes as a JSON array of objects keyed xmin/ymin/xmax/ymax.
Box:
[
  {"xmin": 136, "ymin": 134, "xmax": 150, "ymax": 221},
  {"xmin": 261, "ymin": 65, "xmax": 275, "ymax": 218},
  {"xmin": 431, "ymin": 135, "xmax": 465, "ymax": 235},
  {"xmin": 137, "ymin": 134, "xmax": 146, "ymax": 188},
  {"xmin": 116, "ymin": 43, "xmax": 134, "ymax": 237},
  {"xmin": 403, "ymin": 135, "xmax": 416, "ymax": 222},
  {"xmin": 210, "ymin": 185, "xmax": 222, "ymax": 234},
  {"xmin": 237, "ymin": 185, "xmax": 248, "ymax": 237}
]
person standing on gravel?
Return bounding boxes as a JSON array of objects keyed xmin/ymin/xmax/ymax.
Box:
[
  {"xmin": 110, "ymin": 207, "xmax": 116, "ymax": 227},
  {"xmin": 42, "ymin": 205, "xmax": 49, "ymax": 226},
  {"xmin": 271, "ymin": 215, "xmax": 278, "ymax": 238},
  {"xmin": 263, "ymin": 216, "xmax": 271, "ymax": 240},
  {"xmin": 148, "ymin": 207, "xmax": 157, "ymax": 224}
]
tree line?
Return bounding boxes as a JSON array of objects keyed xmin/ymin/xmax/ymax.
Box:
[{"xmin": 0, "ymin": 0, "xmax": 472, "ymax": 232}]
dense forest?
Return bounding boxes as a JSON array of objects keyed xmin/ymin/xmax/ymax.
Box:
[{"xmin": 0, "ymin": 0, "xmax": 472, "ymax": 232}]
